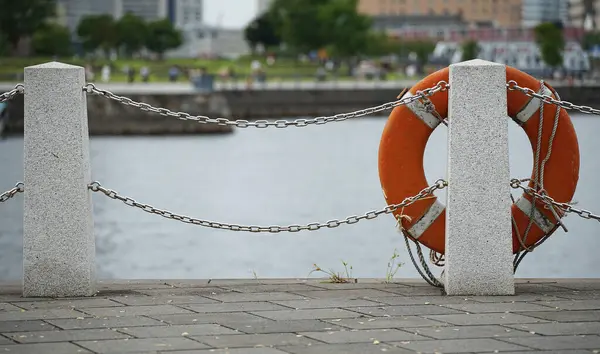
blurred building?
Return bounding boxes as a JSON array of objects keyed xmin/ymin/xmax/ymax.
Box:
[
  {"xmin": 358, "ymin": 0, "xmax": 522, "ymax": 28},
  {"xmin": 569, "ymin": 0, "xmax": 600, "ymax": 30},
  {"xmin": 521, "ymin": 0, "xmax": 569, "ymax": 27},
  {"xmin": 56, "ymin": 0, "xmax": 120, "ymax": 33}
]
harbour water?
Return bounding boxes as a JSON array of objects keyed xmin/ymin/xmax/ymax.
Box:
[{"xmin": 1, "ymin": 115, "xmax": 599, "ymax": 281}]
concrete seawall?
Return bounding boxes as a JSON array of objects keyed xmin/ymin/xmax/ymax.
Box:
[{"xmin": 4, "ymin": 85, "xmax": 600, "ymax": 135}]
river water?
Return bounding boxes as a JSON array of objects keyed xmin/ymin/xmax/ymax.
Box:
[{"xmin": 1, "ymin": 115, "xmax": 599, "ymax": 281}]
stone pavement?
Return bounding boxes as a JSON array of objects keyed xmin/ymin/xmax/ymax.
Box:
[{"xmin": 0, "ymin": 279, "xmax": 599, "ymax": 354}]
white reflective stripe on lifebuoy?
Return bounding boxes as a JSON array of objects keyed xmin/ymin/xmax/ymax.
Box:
[
  {"xmin": 515, "ymin": 84, "xmax": 553, "ymax": 125},
  {"xmin": 514, "ymin": 196, "xmax": 556, "ymax": 234},
  {"xmin": 407, "ymin": 200, "xmax": 445, "ymax": 239},
  {"xmin": 404, "ymin": 92, "xmax": 442, "ymax": 129}
]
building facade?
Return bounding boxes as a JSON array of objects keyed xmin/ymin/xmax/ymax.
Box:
[
  {"xmin": 569, "ymin": 0, "xmax": 600, "ymax": 30},
  {"xmin": 358, "ymin": 0, "xmax": 523, "ymax": 28},
  {"xmin": 521, "ymin": 0, "xmax": 569, "ymax": 27}
]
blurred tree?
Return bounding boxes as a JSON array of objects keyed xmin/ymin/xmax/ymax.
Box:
[
  {"xmin": 534, "ymin": 22, "xmax": 565, "ymax": 68},
  {"xmin": 116, "ymin": 12, "xmax": 148, "ymax": 57},
  {"xmin": 582, "ymin": 31, "xmax": 600, "ymax": 50},
  {"xmin": 0, "ymin": 0, "xmax": 56, "ymax": 55},
  {"xmin": 269, "ymin": 0, "xmax": 329, "ymax": 53},
  {"xmin": 461, "ymin": 40, "xmax": 480, "ymax": 61},
  {"xmin": 77, "ymin": 14, "xmax": 117, "ymax": 57},
  {"xmin": 145, "ymin": 19, "xmax": 182, "ymax": 59},
  {"xmin": 403, "ymin": 40, "xmax": 436, "ymax": 72},
  {"xmin": 0, "ymin": 34, "xmax": 8, "ymax": 57},
  {"xmin": 324, "ymin": 0, "xmax": 372, "ymax": 58},
  {"xmin": 244, "ymin": 11, "xmax": 281, "ymax": 53},
  {"xmin": 32, "ymin": 23, "xmax": 71, "ymax": 56}
]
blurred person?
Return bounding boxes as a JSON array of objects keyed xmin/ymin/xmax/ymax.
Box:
[
  {"xmin": 168, "ymin": 66, "xmax": 180, "ymax": 82},
  {"xmin": 140, "ymin": 66, "xmax": 150, "ymax": 83},
  {"xmin": 101, "ymin": 65, "xmax": 111, "ymax": 82}
]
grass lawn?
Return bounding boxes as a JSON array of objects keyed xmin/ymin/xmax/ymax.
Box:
[{"xmin": 0, "ymin": 56, "xmax": 414, "ymax": 83}]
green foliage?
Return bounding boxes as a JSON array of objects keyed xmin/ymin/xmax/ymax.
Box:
[
  {"xmin": 116, "ymin": 13, "xmax": 148, "ymax": 57},
  {"xmin": 77, "ymin": 14, "xmax": 117, "ymax": 56},
  {"xmin": 244, "ymin": 11, "xmax": 281, "ymax": 52},
  {"xmin": 0, "ymin": 0, "xmax": 56, "ymax": 51},
  {"xmin": 32, "ymin": 23, "xmax": 71, "ymax": 56},
  {"xmin": 534, "ymin": 22, "xmax": 565, "ymax": 68},
  {"xmin": 269, "ymin": 0, "xmax": 372, "ymax": 58},
  {"xmin": 145, "ymin": 19, "xmax": 183, "ymax": 58},
  {"xmin": 461, "ymin": 40, "xmax": 480, "ymax": 61},
  {"xmin": 582, "ymin": 31, "xmax": 600, "ymax": 51}
]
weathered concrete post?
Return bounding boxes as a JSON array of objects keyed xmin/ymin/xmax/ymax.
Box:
[
  {"xmin": 445, "ymin": 59, "xmax": 514, "ymax": 295},
  {"xmin": 23, "ymin": 62, "xmax": 95, "ymax": 297}
]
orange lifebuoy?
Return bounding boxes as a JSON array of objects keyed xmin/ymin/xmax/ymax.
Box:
[{"xmin": 378, "ymin": 66, "xmax": 580, "ymax": 255}]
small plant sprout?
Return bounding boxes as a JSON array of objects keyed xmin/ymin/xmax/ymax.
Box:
[
  {"xmin": 308, "ymin": 260, "xmax": 356, "ymax": 283},
  {"xmin": 385, "ymin": 248, "xmax": 403, "ymax": 283}
]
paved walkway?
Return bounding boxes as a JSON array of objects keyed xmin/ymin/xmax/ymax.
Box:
[{"xmin": 0, "ymin": 279, "xmax": 599, "ymax": 354}]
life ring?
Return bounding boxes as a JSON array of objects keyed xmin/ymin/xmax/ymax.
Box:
[{"xmin": 378, "ymin": 66, "xmax": 580, "ymax": 255}]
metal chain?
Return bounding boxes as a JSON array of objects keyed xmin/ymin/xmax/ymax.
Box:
[
  {"xmin": 507, "ymin": 80, "xmax": 600, "ymax": 116},
  {"xmin": 0, "ymin": 84, "xmax": 24, "ymax": 103},
  {"xmin": 0, "ymin": 182, "xmax": 24, "ymax": 203},
  {"xmin": 83, "ymin": 81, "xmax": 449, "ymax": 128},
  {"xmin": 511, "ymin": 179, "xmax": 600, "ymax": 222},
  {"xmin": 88, "ymin": 179, "xmax": 447, "ymax": 232}
]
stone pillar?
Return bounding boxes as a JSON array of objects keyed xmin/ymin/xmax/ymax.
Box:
[
  {"xmin": 23, "ymin": 62, "xmax": 96, "ymax": 297},
  {"xmin": 445, "ymin": 59, "xmax": 514, "ymax": 296}
]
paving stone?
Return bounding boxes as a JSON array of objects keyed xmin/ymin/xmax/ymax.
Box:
[
  {"xmin": 119, "ymin": 324, "xmax": 239, "ymax": 338},
  {"xmin": 76, "ymin": 337, "xmax": 209, "ymax": 353},
  {"xmin": 136, "ymin": 287, "xmax": 231, "ymax": 297},
  {"xmin": 0, "ymin": 342, "xmax": 93, "ymax": 353},
  {"xmin": 203, "ymin": 292, "xmax": 308, "ymax": 302},
  {"xmin": 0, "ymin": 308, "xmax": 88, "ymax": 321},
  {"xmin": 424, "ymin": 313, "xmax": 548, "ymax": 325},
  {"xmin": 291, "ymin": 289, "xmax": 401, "ymax": 300},
  {"xmin": 110, "ymin": 295, "xmax": 219, "ymax": 306},
  {"xmin": 374, "ymin": 296, "xmax": 479, "ymax": 306},
  {"xmin": 47, "ymin": 315, "xmax": 165, "ymax": 329},
  {"xmin": 184, "ymin": 302, "xmax": 289, "ymax": 313},
  {"xmin": 469, "ymin": 293, "xmax": 568, "ymax": 303},
  {"xmin": 391, "ymin": 338, "xmax": 529, "ymax": 353},
  {"xmin": 221, "ymin": 319, "xmax": 345, "ymax": 334},
  {"xmin": 370, "ymin": 287, "xmax": 447, "ymax": 296},
  {"xmin": 0, "ymin": 303, "xmax": 24, "ymax": 312},
  {"xmin": 440, "ymin": 302, "xmax": 557, "ymax": 313},
  {"xmin": 500, "ymin": 335, "xmax": 600, "ymax": 350},
  {"xmin": 552, "ymin": 291, "xmax": 600, "ymax": 300},
  {"xmin": 0, "ymin": 320, "xmax": 58, "ymax": 332},
  {"xmin": 97, "ymin": 280, "xmax": 175, "ymax": 290},
  {"xmin": 303, "ymin": 282, "xmax": 407, "ymax": 290},
  {"xmin": 324, "ymin": 316, "xmax": 446, "ymax": 329},
  {"xmin": 349, "ymin": 304, "xmax": 464, "ymax": 317},
  {"xmin": 299, "ymin": 328, "xmax": 425, "ymax": 343},
  {"xmin": 280, "ymin": 343, "xmax": 416, "ymax": 354},
  {"xmin": 4, "ymin": 328, "xmax": 131, "ymax": 343},
  {"xmin": 172, "ymin": 348, "xmax": 288, "ymax": 354},
  {"xmin": 80, "ymin": 305, "xmax": 193, "ymax": 317},
  {"xmin": 504, "ymin": 322, "xmax": 600, "ymax": 335},
  {"xmin": 149, "ymin": 312, "xmax": 265, "ymax": 325},
  {"xmin": 406, "ymin": 325, "xmax": 536, "ymax": 339},
  {"xmin": 0, "ymin": 335, "xmax": 13, "ymax": 345},
  {"xmin": 532, "ymin": 300, "xmax": 600, "ymax": 310},
  {"xmin": 13, "ymin": 298, "xmax": 124, "ymax": 310},
  {"xmin": 192, "ymin": 333, "xmax": 320, "ymax": 348},
  {"xmin": 218, "ymin": 284, "xmax": 323, "ymax": 293},
  {"xmin": 272, "ymin": 298, "xmax": 383, "ymax": 310},
  {"xmin": 519, "ymin": 310, "xmax": 600, "ymax": 322},
  {"xmin": 495, "ymin": 351, "xmax": 594, "ymax": 354},
  {"xmin": 251, "ymin": 308, "xmax": 363, "ymax": 321},
  {"xmin": 549, "ymin": 282, "xmax": 600, "ymax": 291},
  {"xmin": 514, "ymin": 283, "xmax": 569, "ymax": 293}
]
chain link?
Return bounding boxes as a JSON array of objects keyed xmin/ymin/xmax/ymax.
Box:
[
  {"xmin": 89, "ymin": 179, "xmax": 447, "ymax": 232},
  {"xmin": 0, "ymin": 84, "xmax": 24, "ymax": 103},
  {"xmin": 507, "ymin": 80, "xmax": 600, "ymax": 116},
  {"xmin": 0, "ymin": 182, "xmax": 24, "ymax": 203},
  {"xmin": 84, "ymin": 81, "xmax": 449, "ymax": 128},
  {"xmin": 510, "ymin": 179, "xmax": 600, "ymax": 222}
]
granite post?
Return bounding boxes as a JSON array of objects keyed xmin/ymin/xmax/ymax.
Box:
[
  {"xmin": 23, "ymin": 62, "xmax": 96, "ymax": 297},
  {"xmin": 445, "ymin": 59, "xmax": 514, "ymax": 295}
]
